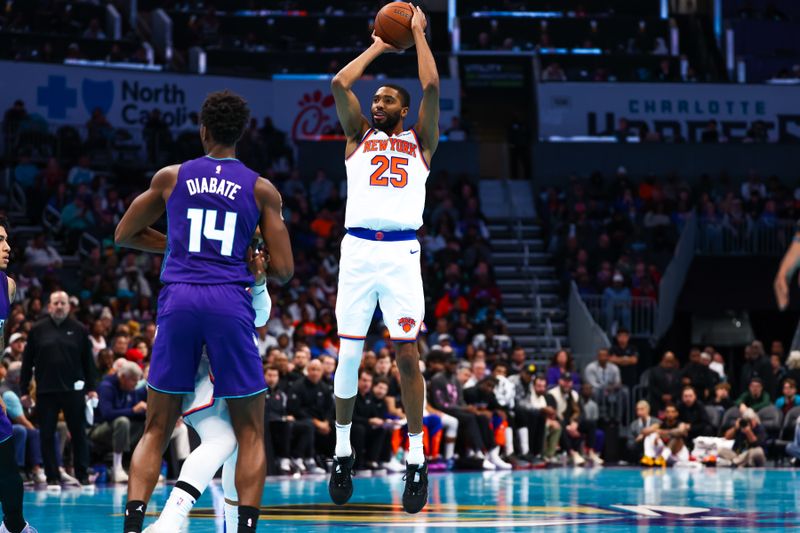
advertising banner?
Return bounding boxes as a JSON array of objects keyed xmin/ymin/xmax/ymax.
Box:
[
  {"xmin": 537, "ymin": 82, "xmax": 800, "ymax": 142},
  {"xmin": 0, "ymin": 61, "xmax": 459, "ymax": 140}
]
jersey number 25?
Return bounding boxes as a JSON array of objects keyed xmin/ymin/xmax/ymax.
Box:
[{"xmin": 370, "ymin": 155, "xmax": 408, "ymax": 188}]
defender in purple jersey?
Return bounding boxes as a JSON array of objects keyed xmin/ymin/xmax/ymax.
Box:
[
  {"xmin": 115, "ymin": 91, "xmax": 293, "ymax": 533},
  {"xmin": 0, "ymin": 216, "xmax": 36, "ymax": 533}
]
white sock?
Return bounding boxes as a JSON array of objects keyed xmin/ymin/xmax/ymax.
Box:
[
  {"xmin": 516, "ymin": 428, "xmax": 530, "ymax": 456},
  {"xmin": 335, "ymin": 422, "xmax": 352, "ymax": 458},
  {"xmin": 444, "ymin": 441, "xmax": 455, "ymax": 460},
  {"xmin": 113, "ymin": 452, "xmax": 123, "ymax": 471},
  {"xmin": 407, "ymin": 432, "xmax": 425, "ymax": 465},
  {"xmin": 224, "ymin": 502, "xmax": 238, "ymax": 533},
  {"xmin": 155, "ymin": 487, "xmax": 196, "ymax": 531},
  {"xmin": 504, "ymin": 427, "xmax": 514, "ymax": 456}
]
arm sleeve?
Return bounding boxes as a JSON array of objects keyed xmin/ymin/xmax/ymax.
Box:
[{"xmin": 251, "ymin": 282, "xmax": 270, "ymax": 327}]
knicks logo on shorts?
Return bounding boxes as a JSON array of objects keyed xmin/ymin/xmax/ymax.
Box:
[{"xmin": 398, "ymin": 317, "xmax": 416, "ymax": 333}]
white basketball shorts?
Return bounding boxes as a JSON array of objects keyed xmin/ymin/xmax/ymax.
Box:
[{"xmin": 335, "ymin": 231, "xmax": 425, "ymax": 342}]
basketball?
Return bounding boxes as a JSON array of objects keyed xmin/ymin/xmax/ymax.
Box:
[{"xmin": 375, "ymin": 1, "xmax": 416, "ymax": 49}]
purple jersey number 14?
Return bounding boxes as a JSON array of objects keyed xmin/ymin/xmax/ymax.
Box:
[{"xmin": 186, "ymin": 208, "xmax": 238, "ymax": 256}]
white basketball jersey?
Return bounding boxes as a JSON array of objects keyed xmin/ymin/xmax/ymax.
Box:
[{"xmin": 344, "ymin": 128, "xmax": 430, "ymax": 231}]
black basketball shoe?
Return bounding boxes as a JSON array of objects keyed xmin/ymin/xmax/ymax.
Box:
[
  {"xmin": 328, "ymin": 452, "xmax": 355, "ymax": 505},
  {"xmin": 402, "ymin": 462, "xmax": 428, "ymax": 514}
]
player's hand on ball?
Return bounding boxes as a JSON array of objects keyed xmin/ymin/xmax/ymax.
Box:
[
  {"xmin": 371, "ymin": 31, "xmax": 403, "ymax": 54},
  {"xmin": 774, "ymin": 274, "xmax": 789, "ymax": 310},
  {"xmin": 410, "ymin": 5, "xmax": 427, "ymax": 34}
]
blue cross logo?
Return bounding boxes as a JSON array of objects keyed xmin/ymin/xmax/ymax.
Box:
[{"xmin": 37, "ymin": 75, "xmax": 78, "ymax": 119}]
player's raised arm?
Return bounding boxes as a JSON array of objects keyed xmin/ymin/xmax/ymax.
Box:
[
  {"xmin": 115, "ymin": 165, "xmax": 177, "ymax": 253},
  {"xmin": 331, "ymin": 34, "xmax": 401, "ymax": 150},
  {"xmin": 255, "ymin": 177, "xmax": 293, "ymax": 284},
  {"xmin": 411, "ymin": 5, "xmax": 440, "ymax": 161}
]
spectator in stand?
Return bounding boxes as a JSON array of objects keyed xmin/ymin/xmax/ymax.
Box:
[
  {"xmin": 602, "ymin": 273, "xmax": 632, "ymax": 332},
  {"xmin": 771, "ymin": 354, "xmax": 788, "ymax": 388},
  {"xmin": 786, "ymin": 351, "xmax": 800, "ymax": 388},
  {"xmin": 681, "ymin": 349, "xmax": 719, "ymax": 402},
  {"xmin": 711, "ymin": 382, "xmax": 733, "ymax": 411},
  {"xmin": 628, "ymin": 400, "xmax": 660, "ymax": 464},
  {"xmin": 351, "ymin": 370, "xmax": 393, "ymax": 471},
  {"xmin": 288, "ymin": 349, "xmax": 309, "ymax": 383},
  {"xmin": 429, "ymin": 357, "xmax": 506, "ymax": 469},
  {"xmin": 89, "ymin": 360, "xmax": 146, "ymax": 483},
  {"xmin": 677, "ymin": 386, "xmax": 713, "ymax": 444},
  {"xmin": 13, "ymin": 150, "xmax": 38, "ymax": 191},
  {"xmin": 578, "ymin": 383, "xmax": 602, "ymax": 464},
  {"xmin": 719, "ymin": 408, "xmax": 766, "ymax": 467},
  {"xmin": 109, "ymin": 334, "xmax": 130, "ymax": 361},
  {"xmin": 1, "ymin": 361, "xmax": 46, "ymax": 484},
  {"xmin": 264, "ymin": 365, "xmax": 323, "ymax": 475},
  {"xmin": 649, "ymin": 351, "xmax": 681, "ymax": 413},
  {"xmin": 66, "ymin": 155, "xmax": 95, "ymax": 187},
  {"xmin": 584, "ymin": 348, "xmax": 626, "ymax": 420},
  {"xmin": 288, "ymin": 359, "xmax": 335, "ymax": 457},
  {"xmin": 24, "ymin": 233, "xmax": 62, "ymax": 269},
  {"xmin": 775, "ymin": 378, "xmax": 800, "ymax": 415},
  {"xmin": 609, "ymin": 328, "xmax": 639, "ymax": 388},
  {"xmin": 3, "ymin": 333, "xmax": 26, "ymax": 364},
  {"xmin": 463, "ymin": 376, "xmax": 512, "ymax": 469},
  {"xmin": 547, "ymin": 372, "xmax": 600, "ymax": 466},
  {"xmin": 736, "ymin": 377, "xmax": 772, "ymax": 412},
  {"xmin": 546, "ymin": 349, "xmax": 580, "ymax": 389},
  {"xmin": 509, "ymin": 364, "xmax": 551, "ymax": 461},
  {"xmin": 644, "ymin": 404, "xmax": 689, "ymax": 466}
]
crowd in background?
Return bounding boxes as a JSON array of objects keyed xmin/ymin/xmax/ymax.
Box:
[{"xmin": 540, "ymin": 167, "xmax": 798, "ymax": 334}]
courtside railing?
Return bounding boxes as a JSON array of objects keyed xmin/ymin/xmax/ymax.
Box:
[
  {"xmin": 695, "ymin": 217, "xmax": 795, "ymax": 256},
  {"xmin": 579, "ymin": 294, "xmax": 657, "ymax": 339}
]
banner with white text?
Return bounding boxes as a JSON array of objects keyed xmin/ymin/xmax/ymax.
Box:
[
  {"xmin": 0, "ymin": 61, "xmax": 459, "ymax": 140},
  {"xmin": 537, "ymin": 82, "xmax": 800, "ymax": 142}
]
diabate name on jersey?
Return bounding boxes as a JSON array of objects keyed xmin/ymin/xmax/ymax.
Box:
[{"xmin": 185, "ymin": 177, "xmax": 243, "ymax": 201}]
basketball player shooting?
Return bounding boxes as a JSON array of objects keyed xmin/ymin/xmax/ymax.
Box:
[
  {"xmin": 327, "ymin": 4, "xmax": 439, "ymax": 514},
  {"xmin": 114, "ymin": 91, "xmax": 293, "ymax": 533}
]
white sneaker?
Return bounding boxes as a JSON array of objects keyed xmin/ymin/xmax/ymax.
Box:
[
  {"xmin": 0, "ymin": 522, "xmax": 38, "ymax": 533},
  {"xmin": 280, "ymin": 457, "xmax": 294, "ymax": 474},
  {"xmin": 488, "ymin": 450, "xmax": 513, "ymax": 470},
  {"xmin": 570, "ymin": 451, "xmax": 586, "ymax": 466},
  {"xmin": 290, "ymin": 458, "xmax": 307, "ymax": 473},
  {"xmin": 381, "ymin": 459, "xmax": 405, "ymax": 473},
  {"xmin": 59, "ymin": 468, "xmax": 80, "ymax": 486},
  {"xmin": 29, "ymin": 469, "xmax": 46, "ymax": 485},
  {"xmin": 481, "ymin": 458, "xmax": 497, "ymax": 470},
  {"xmin": 304, "ymin": 459, "xmax": 325, "ymax": 475},
  {"xmin": 587, "ymin": 450, "xmax": 604, "ymax": 466},
  {"xmin": 110, "ymin": 466, "xmax": 129, "ymax": 483}
]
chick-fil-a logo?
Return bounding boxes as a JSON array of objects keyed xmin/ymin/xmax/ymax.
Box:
[{"xmin": 291, "ymin": 90, "xmax": 335, "ymax": 140}]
